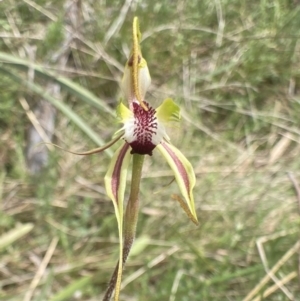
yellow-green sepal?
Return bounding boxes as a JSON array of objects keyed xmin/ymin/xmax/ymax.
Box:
[
  {"xmin": 156, "ymin": 98, "xmax": 181, "ymax": 123},
  {"xmin": 104, "ymin": 140, "xmax": 131, "ymax": 243},
  {"xmin": 133, "ymin": 16, "xmax": 142, "ymax": 43},
  {"xmin": 156, "ymin": 141, "xmax": 198, "ymax": 225},
  {"xmin": 121, "ymin": 16, "xmax": 151, "ymax": 107},
  {"xmin": 104, "ymin": 142, "xmax": 132, "ymax": 299}
]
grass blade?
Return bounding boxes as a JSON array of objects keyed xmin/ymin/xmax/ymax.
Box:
[
  {"xmin": 49, "ymin": 276, "xmax": 92, "ymax": 301},
  {"xmin": 0, "ymin": 67, "xmax": 113, "ymax": 157},
  {"xmin": 0, "ymin": 223, "xmax": 34, "ymax": 251},
  {"xmin": 0, "ymin": 51, "xmax": 114, "ymax": 115}
]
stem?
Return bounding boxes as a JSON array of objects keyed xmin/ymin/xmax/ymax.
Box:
[
  {"xmin": 124, "ymin": 154, "xmax": 144, "ymax": 247},
  {"xmin": 103, "ymin": 154, "xmax": 144, "ymax": 301}
]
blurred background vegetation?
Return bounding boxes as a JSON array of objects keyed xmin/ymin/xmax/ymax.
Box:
[{"xmin": 1, "ymin": 0, "xmax": 300, "ymax": 300}]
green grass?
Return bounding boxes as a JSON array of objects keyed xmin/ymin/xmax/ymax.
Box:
[{"xmin": 1, "ymin": 0, "xmax": 300, "ymax": 300}]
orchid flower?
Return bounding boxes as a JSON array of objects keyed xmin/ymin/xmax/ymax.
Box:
[
  {"xmin": 103, "ymin": 17, "xmax": 198, "ymax": 300},
  {"xmin": 53, "ymin": 17, "xmax": 198, "ymax": 301}
]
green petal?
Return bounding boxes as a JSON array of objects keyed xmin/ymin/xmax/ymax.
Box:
[
  {"xmin": 104, "ymin": 141, "xmax": 132, "ymax": 298},
  {"xmin": 156, "ymin": 98, "xmax": 181, "ymax": 123},
  {"xmin": 156, "ymin": 141, "xmax": 198, "ymax": 224},
  {"xmin": 116, "ymin": 101, "xmax": 132, "ymax": 122}
]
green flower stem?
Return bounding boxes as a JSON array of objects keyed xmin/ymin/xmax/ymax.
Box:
[
  {"xmin": 103, "ymin": 154, "xmax": 144, "ymax": 301},
  {"xmin": 124, "ymin": 154, "xmax": 144, "ymax": 253}
]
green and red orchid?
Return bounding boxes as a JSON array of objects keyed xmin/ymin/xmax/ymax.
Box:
[
  {"xmin": 52, "ymin": 17, "xmax": 198, "ymax": 301},
  {"xmin": 102, "ymin": 17, "xmax": 198, "ymax": 301},
  {"xmin": 105, "ymin": 16, "xmax": 197, "ymax": 223}
]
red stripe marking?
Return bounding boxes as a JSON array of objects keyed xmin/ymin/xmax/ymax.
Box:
[
  {"xmin": 111, "ymin": 143, "xmax": 130, "ymax": 205},
  {"xmin": 161, "ymin": 142, "xmax": 190, "ymax": 194}
]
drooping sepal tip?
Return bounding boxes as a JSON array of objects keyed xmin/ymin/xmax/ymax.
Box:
[
  {"xmin": 156, "ymin": 142, "xmax": 198, "ymax": 224},
  {"xmin": 172, "ymin": 194, "xmax": 199, "ymax": 225}
]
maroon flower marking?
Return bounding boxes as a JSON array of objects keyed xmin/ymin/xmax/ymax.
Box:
[
  {"xmin": 129, "ymin": 102, "xmax": 158, "ymax": 156},
  {"xmin": 161, "ymin": 141, "xmax": 190, "ymax": 194},
  {"xmin": 128, "ymin": 54, "xmax": 141, "ymax": 67},
  {"xmin": 111, "ymin": 143, "xmax": 130, "ymax": 205}
]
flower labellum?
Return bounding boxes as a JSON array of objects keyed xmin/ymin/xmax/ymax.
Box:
[{"xmin": 122, "ymin": 102, "xmax": 166, "ymax": 155}]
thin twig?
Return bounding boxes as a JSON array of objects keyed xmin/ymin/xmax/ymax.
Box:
[
  {"xmin": 23, "ymin": 237, "xmax": 59, "ymax": 301},
  {"xmin": 19, "ymin": 97, "xmax": 54, "ymax": 150},
  {"xmin": 121, "ymin": 246, "xmax": 180, "ymax": 289},
  {"xmin": 243, "ymin": 240, "xmax": 300, "ymax": 301},
  {"xmin": 22, "ymin": 0, "xmax": 57, "ymax": 21},
  {"xmin": 256, "ymin": 237, "xmax": 295, "ymax": 300},
  {"xmin": 287, "ymin": 173, "xmax": 300, "ymax": 215},
  {"xmin": 104, "ymin": 0, "xmax": 133, "ymax": 45},
  {"xmin": 251, "ymin": 272, "xmax": 297, "ymax": 301},
  {"xmin": 169, "ymin": 269, "xmax": 185, "ymax": 301},
  {"xmin": 287, "ymin": 172, "xmax": 300, "ymax": 289}
]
